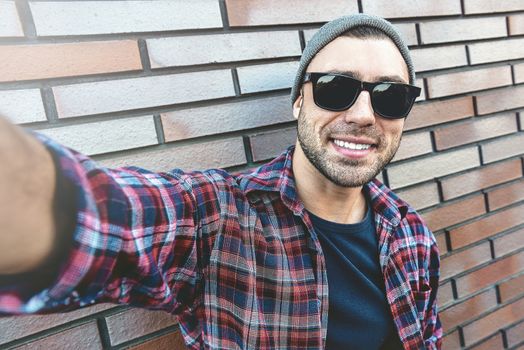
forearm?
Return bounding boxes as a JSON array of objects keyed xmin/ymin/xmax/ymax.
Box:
[{"xmin": 0, "ymin": 117, "xmax": 56, "ymax": 274}]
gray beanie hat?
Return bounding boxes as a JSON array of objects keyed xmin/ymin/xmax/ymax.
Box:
[{"xmin": 290, "ymin": 13, "xmax": 415, "ymax": 104}]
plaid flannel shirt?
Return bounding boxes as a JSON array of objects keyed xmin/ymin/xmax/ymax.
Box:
[{"xmin": 0, "ymin": 135, "xmax": 441, "ymax": 349}]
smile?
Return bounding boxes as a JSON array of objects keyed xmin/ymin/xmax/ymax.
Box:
[{"xmin": 333, "ymin": 139, "xmax": 372, "ymax": 150}]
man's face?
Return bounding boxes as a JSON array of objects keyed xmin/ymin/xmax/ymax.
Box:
[{"xmin": 293, "ymin": 36, "xmax": 410, "ymax": 187}]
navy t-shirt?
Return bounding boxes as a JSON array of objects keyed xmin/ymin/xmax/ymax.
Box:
[{"xmin": 308, "ymin": 207, "xmax": 403, "ymax": 350}]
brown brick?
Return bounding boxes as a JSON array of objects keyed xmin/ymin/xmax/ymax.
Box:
[
  {"xmin": 464, "ymin": 0, "xmax": 524, "ymax": 14},
  {"xmin": 106, "ymin": 308, "xmax": 178, "ymax": 346},
  {"xmin": 481, "ymin": 133, "xmax": 524, "ymax": 164},
  {"xmin": 128, "ymin": 331, "xmax": 186, "ymax": 350},
  {"xmin": 442, "ymin": 330, "xmax": 461, "ymax": 350},
  {"xmin": 395, "ymin": 182, "xmax": 440, "ymax": 212},
  {"xmin": 499, "ymin": 273, "xmax": 524, "ymax": 302},
  {"xmin": 98, "ymin": 137, "xmax": 247, "ymax": 172},
  {"xmin": 438, "ymin": 281, "xmax": 454, "ymax": 309},
  {"xmin": 391, "ymin": 131, "xmax": 433, "ymax": 162},
  {"xmin": 476, "ymin": 85, "xmax": 524, "ymax": 115},
  {"xmin": 440, "ymin": 289, "xmax": 497, "ymax": 330},
  {"xmin": 488, "ymin": 179, "xmax": 524, "ymax": 210},
  {"xmin": 427, "ymin": 66, "xmax": 512, "ymax": 99},
  {"xmin": 250, "ymin": 127, "xmax": 297, "ymax": 162},
  {"xmin": 15, "ymin": 322, "xmax": 102, "ymax": 350},
  {"xmin": 226, "ymin": 0, "xmax": 358, "ymax": 26},
  {"xmin": 456, "ymin": 250, "xmax": 524, "ymax": 297},
  {"xmin": 510, "ymin": 14, "xmax": 524, "ymax": 35},
  {"xmin": 419, "ymin": 17, "xmax": 507, "ymax": 44},
  {"xmin": 493, "ymin": 227, "xmax": 524, "ymax": 258},
  {"xmin": 469, "ymin": 38, "xmax": 524, "ymax": 65},
  {"xmin": 161, "ymin": 95, "xmax": 293, "ymax": 142},
  {"xmin": 421, "ymin": 195, "xmax": 486, "ymax": 232},
  {"xmin": 0, "ymin": 41, "xmax": 141, "ymax": 82},
  {"xmin": 462, "ymin": 296, "xmax": 524, "ymax": 346},
  {"xmin": 434, "ymin": 113, "xmax": 518, "ymax": 150},
  {"xmin": 361, "ymin": 0, "xmax": 461, "ymax": 19},
  {"xmin": 468, "ymin": 332, "xmax": 504, "ymax": 350},
  {"xmin": 405, "ymin": 96, "xmax": 474, "ymax": 131},
  {"xmin": 450, "ymin": 204, "xmax": 524, "ymax": 249},
  {"xmin": 441, "ymin": 159, "xmax": 523, "ymax": 200},
  {"xmin": 507, "ymin": 320, "xmax": 524, "ymax": 347},
  {"xmin": 440, "ymin": 242, "xmax": 492, "ymax": 280},
  {"xmin": 0, "ymin": 304, "xmax": 113, "ymax": 344}
]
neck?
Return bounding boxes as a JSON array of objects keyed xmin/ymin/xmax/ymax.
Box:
[{"xmin": 292, "ymin": 142, "xmax": 367, "ymax": 224}]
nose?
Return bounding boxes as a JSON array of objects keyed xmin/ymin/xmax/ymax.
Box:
[{"xmin": 343, "ymin": 90, "xmax": 376, "ymax": 126}]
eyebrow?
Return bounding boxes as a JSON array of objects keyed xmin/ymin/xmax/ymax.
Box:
[{"xmin": 327, "ymin": 70, "xmax": 408, "ymax": 84}]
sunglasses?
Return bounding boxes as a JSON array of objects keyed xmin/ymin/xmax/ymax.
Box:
[{"xmin": 303, "ymin": 72, "xmax": 421, "ymax": 119}]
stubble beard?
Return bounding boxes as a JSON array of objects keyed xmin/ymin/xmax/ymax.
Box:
[{"xmin": 296, "ymin": 108, "xmax": 402, "ymax": 187}]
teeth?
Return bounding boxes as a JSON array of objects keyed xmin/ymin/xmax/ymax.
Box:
[{"xmin": 333, "ymin": 139, "xmax": 371, "ymax": 150}]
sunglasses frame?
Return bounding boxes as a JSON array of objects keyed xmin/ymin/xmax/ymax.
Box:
[{"xmin": 303, "ymin": 72, "xmax": 421, "ymax": 119}]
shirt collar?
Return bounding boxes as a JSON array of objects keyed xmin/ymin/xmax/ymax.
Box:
[{"xmin": 238, "ymin": 146, "xmax": 409, "ymax": 226}]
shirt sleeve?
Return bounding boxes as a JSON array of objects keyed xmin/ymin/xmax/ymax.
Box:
[
  {"xmin": 0, "ymin": 133, "xmax": 217, "ymax": 316},
  {"xmin": 423, "ymin": 235, "xmax": 443, "ymax": 349}
]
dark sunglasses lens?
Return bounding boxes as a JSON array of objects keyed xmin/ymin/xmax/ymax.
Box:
[
  {"xmin": 314, "ymin": 75, "xmax": 360, "ymax": 111},
  {"xmin": 372, "ymin": 84, "xmax": 414, "ymax": 119}
]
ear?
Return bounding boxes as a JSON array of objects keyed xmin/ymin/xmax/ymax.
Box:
[{"xmin": 292, "ymin": 94, "xmax": 303, "ymax": 120}]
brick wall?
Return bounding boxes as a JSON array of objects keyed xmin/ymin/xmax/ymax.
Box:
[{"xmin": 0, "ymin": 1, "xmax": 523, "ymax": 349}]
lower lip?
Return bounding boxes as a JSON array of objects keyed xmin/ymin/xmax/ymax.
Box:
[{"xmin": 331, "ymin": 141, "xmax": 375, "ymax": 159}]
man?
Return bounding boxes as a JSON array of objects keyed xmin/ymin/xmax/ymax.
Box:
[{"xmin": 0, "ymin": 14, "xmax": 441, "ymax": 349}]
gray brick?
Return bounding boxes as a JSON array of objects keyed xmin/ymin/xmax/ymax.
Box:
[
  {"xmin": 362, "ymin": 0, "xmax": 461, "ymax": 18},
  {"xmin": 249, "ymin": 127, "xmax": 296, "ymax": 162},
  {"xmin": 420, "ymin": 17, "xmax": 507, "ymax": 44},
  {"xmin": 464, "ymin": 0, "xmax": 524, "ymax": 14},
  {"xmin": 237, "ymin": 61, "xmax": 299, "ymax": 94},
  {"xmin": 30, "ymin": 0, "xmax": 222, "ymax": 36},
  {"xmin": 148, "ymin": 31, "xmax": 301, "ymax": 68},
  {"xmin": 481, "ymin": 133, "xmax": 524, "ymax": 164},
  {"xmin": 0, "ymin": 89, "xmax": 47, "ymax": 124},
  {"xmin": 391, "ymin": 131, "xmax": 433, "ymax": 162},
  {"xmin": 53, "ymin": 70, "xmax": 235, "ymax": 118},
  {"xmin": 161, "ymin": 95, "xmax": 293, "ymax": 142},
  {"xmin": 0, "ymin": 0, "xmax": 23, "ymax": 37},
  {"xmin": 411, "ymin": 45, "xmax": 467, "ymax": 72},
  {"xmin": 468, "ymin": 38, "xmax": 524, "ymax": 65}
]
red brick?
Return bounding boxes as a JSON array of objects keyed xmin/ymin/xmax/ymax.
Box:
[
  {"xmin": 493, "ymin": 227, "xmax": 524, "ymax": 259},
  {"xmin": 464, "ymin": 0, "xmax": 524, "ymax": 14},
  {"xmin": 468, "ymin": 332, "xmax": 504, "ymax": 350},
  {"xmin": 395, "ymin": 182, "xmax": 440, "ymax": 211},
  {"xmin": 507, "ymin": 320, "xmax": 524, "ymax": 347},
  {"xmin": 0, "ymin": 41, "xmax": 141, "ymax": 82},
  {"xmin": 440, "ymin": 242, "xmax": 492, "ymax": 280},
  {"xmin": 226, "ymin": 0, "xmax": 358, "ymax": 26},
  {"xmin": 361, "ymin": 0, "xmax": 461, "ymax": 19},
  {"xmin": 250, "ymin": 127, "xmax": 297, "ymax": 162},
  {"xmin": 440, "ymin": 159, "xmax": 523, "ymax": 200},
  {"xmin": 106, "ymin": 308, "xmax": 178, "ymax": 346},
  {"xmin": 509, "ymin": 14, "xmax": 524, "ymax": 35},
  {"xmin": 98, "ymin": 137, "xmax": 247, "ymax": 172},
  {"xmin": 405, "ymin": 96, "xmax": 474, "ymax": 131},
  {"xmin": 161, "ymin": 95, "xmax": 293, "ymax": 142},
  {"xmin": 481, "ymin": 133, "xmax": 524, "ymax": 164},
  {"xmin": 476, "ymin": 85, "xmax": 524, "ymax": 115},
  {"xmin": 442, "ymin": 329, "xmax": 461, "ymax": 350},
  {"xmin": 434, "ymin": 113, "xmax": 517, "ymax": 151},
  {"xmin": 499, "ymin": 273, "xmax": 524, "ymax": 302},
  {"xmin": 427, "ymin": 66, "xmax": 512, "ymax": 99},
  {"xmin": 440, "ymin": 289, "xmax": 497, "ymax": 330},
  {"xmin": 438, "ymin": 281, "xmax": 454, "ymax": 309},
  {"xmin": 469, "ymin": 38, "xmax": 524, "ymax": 65},
  {"xmin": 488, "ymin": 179, "xmax": 524, "ymax": 210},
  {"xmin": 15, "ymin": 322, "xmax": 102, "ymax": 350},
  {"xmin": 0, "ymin": 304, "xmax": 113, "ymax": 344},
  {"xmin": 410, "ymin": 45, "xmax": 467, "ymax": 72},
  {"xmin": 421, "ymin": 195, "xmax": 486, "ymax": 232},
  {"xmin": 419, "ymin": 17, "xmax": 507, "ymax": 44},
  {"xmin": 456, "ymin": 251, "xmax": 524, "ymax": 297},
  {"xmin": 462, "ymin": 296, "xmax": 524, "ymax": 346},
  {"xmin": 128, "ymin": 331, "xmax": 186, "ymax": 350},
  {"xmin": 450, "ymin": 204, "xmax": 524, "ymax": 249}
]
